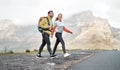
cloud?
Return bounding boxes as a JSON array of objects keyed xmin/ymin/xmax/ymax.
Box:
[
  {"xmin": 91, "ymin": 2, "xmax": 110, "ymax": 18},
  {"xmin": 102, "ymin": 0, "xmax": 120, "ymax": 28},
  {"xmin": 0, "ymin": 0, "xmax": 120, "ymax": 28}
]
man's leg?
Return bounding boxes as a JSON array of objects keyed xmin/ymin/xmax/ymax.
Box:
[
  {"xmin": 37, "ymin": 34, "xmax": 46, "ymax": 57},
  {"xmin": 38, "ymin": 39, "xmax": 46, "ymax": 54},
  {"xmin": 44, "ymin": 33, "xmax": 53, "ymax": 56}
]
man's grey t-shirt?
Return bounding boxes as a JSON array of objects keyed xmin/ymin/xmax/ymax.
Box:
[{"xmin": 54, "ymin": 21, "xmax": 64, "ymax": 33}]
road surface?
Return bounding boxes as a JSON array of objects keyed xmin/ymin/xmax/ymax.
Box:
[{"xmin": 67, "ymin": 51, "xmax": 120, "ymax": 70}]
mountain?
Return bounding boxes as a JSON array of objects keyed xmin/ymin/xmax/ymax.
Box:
[
  {"xmin": 63, "ymin": 11, "xmax": 120, "ymax": 50},
  {"xmin": 63, "ymin": 11, "xmax": 96, "ymax": 40},
  {"xmin": 0, "ymin": 10, "xmax": 120, "ymax": 52},
  {"xmin": 0, "ymin": 19, "xmax": 20, "ymax": 41},
  {"xmin": 0, "ymin": 19, "xmax": 41, "ymax": 52},
  {"xmin": 111, "ymin": 27, "xmax": 120, "ymax": 40}
]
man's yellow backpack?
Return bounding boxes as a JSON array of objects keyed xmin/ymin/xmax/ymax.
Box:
[{"xmin": 38, "ymin": 17, "xmax": 50, "ymax": 33}]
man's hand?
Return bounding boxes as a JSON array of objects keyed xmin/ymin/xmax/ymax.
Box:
[{"xmin": 47, "ymin": 26, "xmax": 50, "ymax": 29}]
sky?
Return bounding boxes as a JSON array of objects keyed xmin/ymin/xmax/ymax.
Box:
[{"xmin": 0, "ymin": 0, "xmax": 120, "ymax": 28}]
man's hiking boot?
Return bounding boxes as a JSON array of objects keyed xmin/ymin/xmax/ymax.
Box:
[
  {"xmin": 36, "ymin": 54, "xmax": 43, "ymax": 58},
  {"xmin": 50, "ymin": 54, "xmax": 57, "ymax": 57}
]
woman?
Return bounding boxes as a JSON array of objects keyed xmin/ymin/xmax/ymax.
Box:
[{"xmin": 51, "ymin": 13, "xmax": 73, "ymax": 57}]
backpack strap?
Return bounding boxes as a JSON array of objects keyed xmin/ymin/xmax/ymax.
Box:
[{"xmin": 46, "ymin": 17, "xmax": 50, "ymax": 26}]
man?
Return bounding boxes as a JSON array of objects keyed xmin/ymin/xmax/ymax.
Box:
[{"xmin": 37, "ymin": 10, "xmax": 55, "ymax": 57}]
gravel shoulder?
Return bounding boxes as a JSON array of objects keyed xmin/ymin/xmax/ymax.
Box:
[{"xmin": 0, "ymin": 50, "xmax": 96, "ymax": 70}]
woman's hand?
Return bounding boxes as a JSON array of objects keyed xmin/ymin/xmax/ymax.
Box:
[
  {"xmin": 70, "ymin": 31, "xmax": 73, "ymax": 34},
  {"xmin": 51, "ymin": 35, "xmax": 53, "ymax": 38}
]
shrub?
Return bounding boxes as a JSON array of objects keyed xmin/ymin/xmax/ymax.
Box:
[
  {"xmin": 26, "ymin": 49, "xmax": 30, "ymax": 53},
  {"xmin": 33, "ymin": 49, "xmax": 38, "ymax": 52},
  {"xmin": 9, "ymin": 50, "xmax": 14, "ymax": 54}
]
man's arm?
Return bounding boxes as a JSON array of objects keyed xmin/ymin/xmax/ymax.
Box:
[{"xmin": 51, "ymin": 26, "xmax": 56, "ymax": 38}]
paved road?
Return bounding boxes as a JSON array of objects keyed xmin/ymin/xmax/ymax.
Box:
[{"xmin": 67, "ymin": 51, "xmax": 120, "ymax": 70}]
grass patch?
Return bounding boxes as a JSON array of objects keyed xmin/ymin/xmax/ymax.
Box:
[{"xmin": 0, "ymin": 51, "xmax": 38, "ymax": 56}]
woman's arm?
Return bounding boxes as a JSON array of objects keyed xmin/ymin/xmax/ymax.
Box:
[
  {"xmin": 51, "ymin": 26, "xmax": 56, "ymax": 38},
  {"xmin": 63, "ymin": 26, "xmax": 72, "ymax": 34}
]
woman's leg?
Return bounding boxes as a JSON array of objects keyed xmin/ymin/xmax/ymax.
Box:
[
  {"xmin": 57, "ymin": 33, "xmax": 66, "ymax": 53},
  {"xmin": 53, "ymin": 39, "xmax": 60, "ymax": 55}
]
